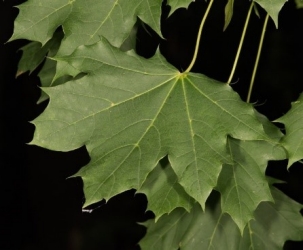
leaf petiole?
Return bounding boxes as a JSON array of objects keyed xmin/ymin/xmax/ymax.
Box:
[
  {"xmin": 227, "ymin": 2, "xmax": 254, "ymax": 84},
  {"xmin": 246, "ymin": 13, "xmax": 269, "ymax": 103},
  {"xmin": 184, "ymin": 0, "xmax": 214, "ymax": 73}
]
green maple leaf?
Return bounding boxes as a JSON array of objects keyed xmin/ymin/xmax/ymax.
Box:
[
  {"xmin": 276, "ymin": 94, "xmax": 303, "ymax": 167},
  {"xmin": 9, "ymin": 0, "xmax": 162, "ymax": 84},
  {"xmin": 30, "ymin": 38, "xmax": 276, "ymax": 209},
  {"xmin": 217, "ymin": 137, "xmax": 285, "ymax": 233},
  {"xmin": 216, "ymin": 113, "xmax": 286, "ymax": 232},
  {"xmin": 140, "ymin": 184, "xmax": 303, "ymax": 250},
  {"xmin": 38, "ymin": 60, "xmax": 73, "ymax": 104},
  {"xmin": 253, "ymin": 0, "xmax": 287, "ymax": 28},
  {"xmin": 139, "ymin": 162, "xmax": 195, "ymax": 220}
]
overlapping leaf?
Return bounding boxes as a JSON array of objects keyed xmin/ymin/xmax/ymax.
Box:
[
  {"xmin": 10, "ymin": 0, "xmax": 196, "ymax": 86},
  {"xmin": 15, "ymin": 30, "xmax": 67, "ymax": 103},
  {"xmin": 140, "ymin": 185, "xmax": 303, "ymax": 250},
  {"xmin": 139, "ymin": 113, "xmax": 286, "ymax": 226},
  {"xmin": 36, "ymin": 31, "xmax": 72, "ymax": 103},
  {"xmin": 9, "ymin": 0, "xmax": 72, "ymax": 45},
  {"xmin": 217, "ymin": 136, "xmax": 285, "ymax": 233},
  {"xmin": 30, "ymin": 38, "xmax": 276, "ymax": 209},
  {"xmin": 216, "ymin": 113, "xmax": 286, "ymax": 232},
  {"xmin": 10, "ymin": 0, "xmax": 162, "ymax": 48},
  {"xmin": 9, "ymin": 0, "xmax": 157, "ymax": 82},
  {"xmin": 296, "ymin": 0, "xmax": 303, "ymax": 8},
  {"xmin": 17, "ymin": 31, "xmax": 61, "ymax": 76},
  {"xmin": 139, "ymin": 163, "xmax": 195, "ymax": 220},
  {"xmin": 276, "ymin": 94, "xmax": 303, "ymax": 167}
]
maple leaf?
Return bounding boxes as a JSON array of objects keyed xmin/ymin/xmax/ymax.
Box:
[
  {"xmin": 276, "ymin": 94, "xmax": 303, "ymax": 167},
  {"xmin": 217, "ymin": 138, "xmax": 285, "ymax": 233},
  {"xmin": 10, "ymin": 0, "xmax": 195, "ymax": 89},
  {"xmin": 216, "ymin": 112, "xmax": 286, "ymax": 232},
  {"xmin": 30, "ymin": 38, "xmax": 277, "ymax": 209},
  {"xmin": 140, "ymin": 184, "xmax": 303, "ymax": 250},
  {"xmin": 138, "ymin": 113, "xmax": 286, "ymax": 228},
  {"xmin": 9, "ymin": 0, "xmax": 163, "ymax": 47}
]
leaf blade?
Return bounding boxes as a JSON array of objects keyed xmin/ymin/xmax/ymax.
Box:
[{"xmin": 31, "ymin": 39, "xmax": 276, "ymax": 209}]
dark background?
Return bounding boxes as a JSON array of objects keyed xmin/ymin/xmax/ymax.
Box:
[{"xmin": 1, "ymin": 0, "xmax": 303, "ymax": 249}]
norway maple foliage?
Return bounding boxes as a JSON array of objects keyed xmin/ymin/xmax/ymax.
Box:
[{"xmin": 10, "ymin": 0, "xmax": 303, "ymax": 249}]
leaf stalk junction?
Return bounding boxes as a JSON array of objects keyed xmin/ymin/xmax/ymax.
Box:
[
  {"xmin": 184, "ymin": 0, "xmax": 214, "ymax": 73},
  {"xmin": 185, "ymin": 0, "xmax": 270, "ymax": 105}
]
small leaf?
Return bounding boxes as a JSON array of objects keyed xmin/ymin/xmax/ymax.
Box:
[
  {"xmin": 140, "ymin": 185, "xmax": 303, "ymax": 250},
  {"xmin": 224, "ymin": 0, "xmax": 234, "ymax": 30},
  {"xmin": 139, "ymin": 163, "xmax": 195, "ymax": 221},
  {"xmin": 276, "ymin": 94, "xmax": 303, "ymax": 167},
  {"xmin": 38, "ymin": 57, "xmax": 72, "ymax": 103},
  {"xmin": 253, "ymin": 0, "xmax": 287, "ymax": 28}
]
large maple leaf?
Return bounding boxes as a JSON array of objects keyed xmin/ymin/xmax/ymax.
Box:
[
  {"xmin": 140, "ymin": 183, "xmax": 303, "ymax": 250},
  {"xmin": 30, "ymin": 38, "xmax": 277, "ymax": 209}
]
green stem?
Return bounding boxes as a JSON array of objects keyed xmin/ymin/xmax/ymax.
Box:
[
  {"xmin": 246, "ymin": 13, "xmax": 269, "ymax": 103},
  {"xmin": 185, "ymin": 0, "xmax": 214, "ymax": 73},
  {"xmin": 227, "ymin": 2, "xmax": 254, "ymax": 84}
]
